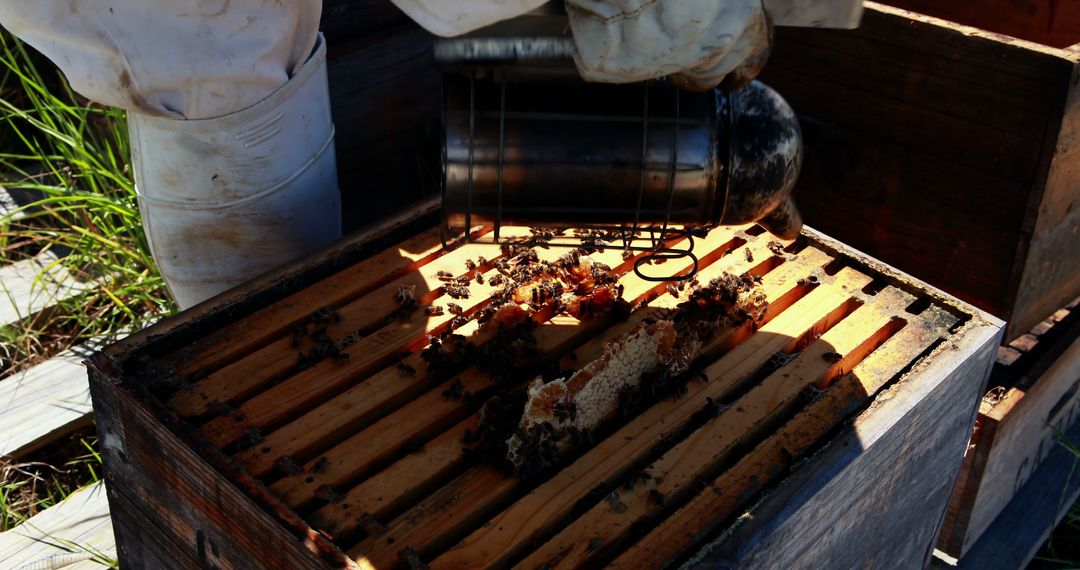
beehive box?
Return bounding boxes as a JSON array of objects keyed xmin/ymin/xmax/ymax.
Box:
[
  {"xmin": 88, "ymin": 200, "xmax": 1002, "ymax": 569},
  {"xmin": 938, "ymin": 297, "xmax": 1080, "ymax": 559},
  {"xmin": 759, "ymin": 0, "xmax": 1080, "ymax": 343}
]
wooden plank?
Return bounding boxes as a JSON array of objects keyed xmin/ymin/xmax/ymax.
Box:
[
  {"xmin": 760, "ymin": 2, "xmax": 1080, "ymax": 339},
  {"xmin": 0, "ymin": 184, "xmax": 45, "ymax": 223},
  {"xmin": 195, "ymin": 240, "xmax": 511, "ymax": 450},
  {"xmin": 461, "ymin": 286, "xmax": 914, "ymax": 569},
  {"xmin": 230, "ymin": 232, "xmax": 750, "ymax": 480},
  {"xmin": 686, "ymin": 312, "xmax": 1001, "ymax": 568},
  {"xmin": 308, "ymin": 236, "xmax": 805, "ymax": 539},
  {"xmin": 612, "ymin": 304, "xmax": 960, "ymax": 568},
  {"xmin": 264, "ymin": 232, "xmax": 736, "ymax": 508},
  {"xmin": 958, "ymin": 336, "xmax": 1080, "ymax": 554},
  {"xmin": 167, "ymin": 227, "xmax": 499, "ymax": 420},
  {"xmin": 0, "ymin": 481, "xmax": 115, "ymax": 569},
  {"xmin": 0, "ymin": 342, "xmax": 102, "ymax": 457},
  {"xmin": 347, "ymin": 267, "xmax": 870, "ymax": 569},
  {"xmin": 89, "ymin": 358, "xmax": 356, "ymax": 570},
  {"xmin": 0, "ymin": 185, "xmax": 20, "ymax": 221},
  {"xmin": 939, "ymin": 304, "xmax": 1080, "ymax": 556},
  {"xmin": 1008, "ymin": 52, "xmax": 1080, "ymax": 342},
  {"xmin": 158, "ymin": 225, "xmax": 448, "ymax": 380},
  {"xmin": 0, "ymin": 251, "xmax": 89, "ymax": 327},
  {"xmin": 952, "ymin": 418, "xmax": 1080, "ymax": 569},
  {"xmin": 882, "ymin": 0, "xmax": 1080, "ymax": 49}
]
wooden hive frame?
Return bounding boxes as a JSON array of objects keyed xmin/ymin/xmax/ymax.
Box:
[{"xmin": 89, "ymin": 199, "xmax": 1002, "ymax": 569}]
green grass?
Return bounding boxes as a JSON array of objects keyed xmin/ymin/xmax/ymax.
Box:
[
  {"xmin": 0, "ymin": 431, "xmax": 103, "ymax": 531},
  {"xmin": 0, "ymin": 31, "xmax": 174, "ymax": 376},
  {"xmin": 1031, "ymin": 430, "xmax": 1080, "ymax": 569},
  {"xmin": 0, "ymin": 430, "xmax": 118, "ymax": 568},
  {"xmin": 0, "ymin": 32, "xmax": 167, "ymax": 568}
]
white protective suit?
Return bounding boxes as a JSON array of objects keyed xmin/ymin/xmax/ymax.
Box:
[{"xmin": 0, "ymin": 0, "xmax": 768, "ymax": 308}]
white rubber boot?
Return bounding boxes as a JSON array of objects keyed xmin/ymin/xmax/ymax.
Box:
[{"xmin": 128, "ymin": 34, "xmax": 340, "ymax": 309}]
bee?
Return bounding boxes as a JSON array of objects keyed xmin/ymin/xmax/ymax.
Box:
[
  {"xmin": 447, "ymin": 302, "xmax": 464, "ymax": 315},
  {"xmin": 465, "ymin": 259, "xmax": 477, "ymax": 271},
  {"xmin": 397, "ymin": 362, "xmax": 417, "ymax": 376},
  {"xmin": 767, "ymin": 240, "xmax": 784, "ymax": 255},
  {"xmin": 441, "ymin": 378, "xmax": 464, "ymax": 401},
  {"xmin": 436, "ymin": 270, "xmax": 454, "ymax": 281},
  {"xmin": 312, "ymin": 456, "xmax": 330, "ymax": 474},
  {"xmin": 424, "ymin": 305, "xmax": 444, "ymax": 316},
  {"xmin": 394, "ymin": 284, "xmax": 417, "ymax": 305},
  {"xmin": 290, "ymin": 326, "xmax": 308, "ymax": 348},
  {"xmin": 666, "ymin": 284, "xmax": 679, "ymax": 297},
  {"xmin": 553, "ymin": 400, "xmax": 578, "ymax": 423},
  {"xmin": 273, "ymin": 455, "xmax": 302, "ymax": 476},
  {"xmin": 475, "ymin": 273, "xmax": 484, "ymax": 285},
  {"xmin": 449, "ymin": 315, "xmax": 469, "ymax": 329},
  {"xmin": 445, "ymin": 285, "xmax": 470, "ymax": 299},
  {"xmin": 744, "ymin": 249, "xmax": 754, "ymax": 263},
  {"xmin": 309, "ymin": 305, "xmax": 340, "ymax": 325},
  {"xmin": 357, "ymin": 513, "xmax": 388, "ymax": 536},
  {"xmin": 315, "ymin": 485, "xmax": 344, "ymax": 503},
  {"xmin": 648, "ymin": 489, "xmax": 666, "ymax": 507},
  {"xmin": 398, "ymin": 546, "xmax": 428, "ymax": 570}
]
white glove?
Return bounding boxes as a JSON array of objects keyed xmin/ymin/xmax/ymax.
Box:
[
  {"xmin": 565, "ymin": 0, "xmax": 772, "ymax": 91},
  {"xmin": 0, "ymin": 0, "xmax": 319, "ymax": 119}
]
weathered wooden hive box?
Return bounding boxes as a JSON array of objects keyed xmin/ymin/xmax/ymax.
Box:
[
  {"xmin": 758, "ymin": 1, "xmax": 1080, "ymax": 560},
  {"xmin": 88, "ymin": 200, "xmax": 1002, "ymax": 569},
  {"xmin": 938, "ymin": 296, "xmax": 1080, "ymax": 559},
  {"xmin": 760, "ymin": 0, "xmax": 1080, "ymax": 343}
]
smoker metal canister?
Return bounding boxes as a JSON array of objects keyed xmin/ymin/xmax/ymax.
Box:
[{"xmin": 441, "ymin": 75, "xmax": 804, "ymax": 240}]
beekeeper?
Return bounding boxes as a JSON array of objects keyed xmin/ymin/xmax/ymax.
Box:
[{"xmin": 0, "ymin": 0, "xmax": 770, "ymax": 309}]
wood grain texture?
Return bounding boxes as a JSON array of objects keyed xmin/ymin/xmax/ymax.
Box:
[
  {"xmin": 0, "ymin": 481, "xmax": 115, "ymax": 569},
  {"xmin": 1008, "ymin": 52, "xmax": 1080, "ymax": 342},
  {"xmin": 266, "ymin": 232, "xmax": 735, "ymax": 510},
  {"xmin": 950, "ymin": 336, "xmax": 1080, "ymax": 557},
  {"xmin": 611, "ymin": 303, "xmax": 958, "ymax": 569},
  {"xmin": 233, "ymin": 232, "xmax": 744, "ymax": 481},
  {"xmin": 939, "ymin": 303, "xmax": 1080, "ymax": 557},
  {"xmin": 760, "ymin": 2, "xmax": 1080, "ymax": 341},
  {"xmin": 90, "ymin": 363, "xmax": 355, "ymax": 570},
  {"xmin": 882, "ymin": 0, "xmax": 1080, "ymax": 48},
  {"xmin": 0, "ymin": 250, "xmax": 89, "ymax": 327},
  {"xmin": 952, "ymin": 418, "xmax": 1080, "ymax": 569},
  {"xmin": 481, "ymin": 287, "xmax": 914, "ymax": 570},
  {"xmin": 195, "ymin": 240, "xmax": 511, "ymax": 450},
  {"xmin": 158, "ymin": 226, "xmax": 447, "ymax": 382},
  {"xmin": 350, "ymin": 268, "xmax": 868, "ymax": 569},
  {"xmin": 307, "ymin": 237, "xmax": 803, "ymax": 539},
  {"xmin": 0, "ymin": 341, "xmax": 108, "ymax": 457},
  {"xmin": 167, "ymin": 228, "xmax": 497, "ymax": 421},
  {"xmin": 91, "ymin": 213, "xmax": 1005, "ymax": 569},
  {"xmin": 689, "ymin": 313, "xmax": 1002, "ymax": 569}
]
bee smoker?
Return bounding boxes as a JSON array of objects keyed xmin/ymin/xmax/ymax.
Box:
[{"xmin": 437, "ymin": 9, "xmax": 804, "ymax": 279}]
